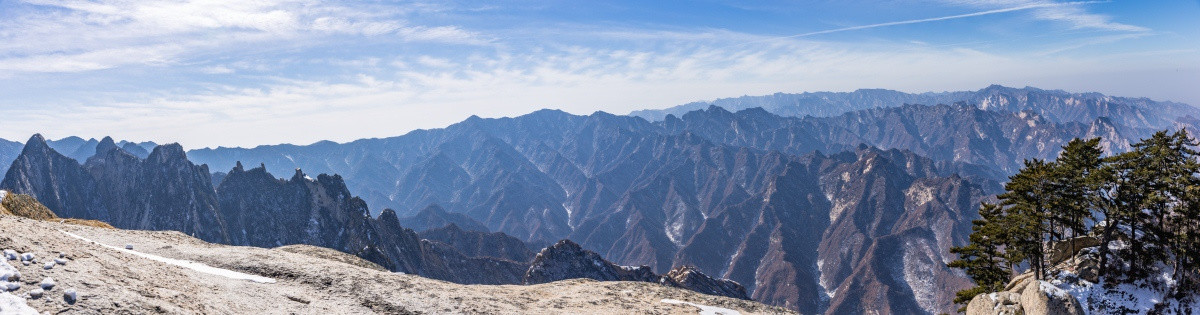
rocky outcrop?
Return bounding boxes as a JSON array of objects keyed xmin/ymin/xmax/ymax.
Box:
[
  {"xmin": 1047, "ymin": 236, "xmax": 1100, "ymax": 266},
  {"xmin": 419, "ymin": 223, "xmax": 535, "ymax": 262},
  {"xmin": 965, "ymin": 277, "xmax": 1083, "ymax": 315},
  {"xmin": 663, "ymin": 266, "xmax": 749, "ymax": 300},
  {"xmin": 0, "ymin": 192, "xmax": 57, "ymax": 220},
  {"xmin": 525, "ymin": 240, "xmax": 659, "ymax": 285},
  {"xmin": 525, "ymin": 240, "xmax": 748, "ymax": 300}
]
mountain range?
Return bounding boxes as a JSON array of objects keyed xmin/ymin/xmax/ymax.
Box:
[{"xmin": 2, "ymin": 85, "xmax": 1195, "ymax": 314}]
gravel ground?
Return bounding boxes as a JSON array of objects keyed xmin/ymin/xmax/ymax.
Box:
[{"xmin": 0, "ymin": 215, "xmax": 793, "ymax": 314}]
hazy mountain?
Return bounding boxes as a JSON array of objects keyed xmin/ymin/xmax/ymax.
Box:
[
  {"xmin": 399, "ymin": 204, "xmax": 490, "ymax": 233},
  {"xmin": 633, "ymin": 85, "xmax": 1198, "ymax": 130},
  {"xmin": 662, "ymin": 104, "xmax": 1168, "ymax": 175}
]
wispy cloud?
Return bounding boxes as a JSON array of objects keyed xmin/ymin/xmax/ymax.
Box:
[
  {"xmin": 944, "ymin": 0, "xmax": 1148, "ymax": 32},
  {"xmin": 777, "ymin": 1, "xmax": 1136, "ymax": 39},
  {"xmin": 0, "ymin": 0, "xmax": 485, "ymax": 74}
]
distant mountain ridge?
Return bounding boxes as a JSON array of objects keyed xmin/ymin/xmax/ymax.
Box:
[{"xmin": 632, "ymin": 85, "xmax": 1197, "ymax": 130}]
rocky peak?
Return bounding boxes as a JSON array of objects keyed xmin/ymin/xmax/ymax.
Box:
[
  {"xmin": 147, "ymin": 143, "xmax": 188, "ymax": 164},
  {"xmin": 19, "ymin": 134, "xmax": 53, "ymax": 157},
  {"xmin": 524, "ymin": 240, "xmax": 749, "ymax": 300},
  {"xmin": 663, "ymin": 266, "xmax": 749, "ymax": 300},
  {"xmin": 291, "ymin": 168, "xmax": 308, "ymax": 182},
  {"xmin": 95, "ymin": 136, "xmax": 118, "ymax": 156}
]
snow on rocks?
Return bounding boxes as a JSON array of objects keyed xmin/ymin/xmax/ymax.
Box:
[
  {"xmin": 42, "ymin": 262, "xmax": 54, "ymax": 270},
  {"xmin": 125, "ymin": 244, "xmax": 134, "ymax": 250},
  {"xmin": 27, "ymin": 288, "xmax": 43, "ymax": 299},
  {"xmin": 54, "ymin": 258, "xmax": 67, "ymax": 265},
  {"xmin": 63, "ymin": 288, "xmax": 77, "ymax": 304},
  {"xmin": 3, "ymin": 282, "xmax": 18, "ymax": 292},
  {"xmin": 0, "ymin": 291, "xmax": 37, "ymax": 315},
  {"xmin": 39, "ymin": 277, "xmax": 55, "ymax": 290},
  {"xmin": 661, "ymin": 299, "xmax": 741, "ymax": 315},
  {"xmin": 18, "ymin": 253, "xmax": 32, "ymax": 262},
  {"xmin": 3, "ymin": 250, "xmax": 16, "ymax": 261},
  {"xmin": 0, "ymin": 259, "xmax": 17, "ymax": 281}
]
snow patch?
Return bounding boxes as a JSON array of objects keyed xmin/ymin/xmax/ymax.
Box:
[
  {"xmin": 0, "ymin": 190, "xmax": 7, "ymax": 202},
  {"xmin": 661, "ymin": 299, "xmax": 741, "ymax": 315},
  {"xmin": 1051, "ymin": 263, "xmax": 1200, "ymax": 314},
  {"xmin": 901, "ymin": 238, "xmax": 939, "ymax": 314},
  {"xmin": 59, "ymin": 230, "xmax": 276, "ymax": 283}
]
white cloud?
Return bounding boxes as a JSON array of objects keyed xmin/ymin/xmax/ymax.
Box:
[
  {"xmin": 0, "ymin": 0, "xmax": 485, "ymax": 74},
  {"xmin": 5, "ymin": 35, "xmax": 1194, "ymax": 148}
]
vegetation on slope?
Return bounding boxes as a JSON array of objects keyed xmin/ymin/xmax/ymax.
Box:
[{"xmin": 949, "ymin": 130, "xmax": 1200, "ymax": 312}]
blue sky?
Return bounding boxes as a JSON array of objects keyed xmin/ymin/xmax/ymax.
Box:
[{"xmin": 0, "ymin": 0, "xmax": 1197, "ymax": 148}]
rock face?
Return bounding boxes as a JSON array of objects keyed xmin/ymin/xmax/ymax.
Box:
[
  {"xmin": 525, "ymin": 240, "xmax": 750, "ymax": 300},
  {"xmin": 216, "ymin": 163, "xmax": 390, "ymax": 267},
  {"xmin": 2, "ymin": 135, "xmax": 227, "ymax": 242}
]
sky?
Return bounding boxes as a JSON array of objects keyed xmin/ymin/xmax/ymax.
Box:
[{"xmin": 0, "ymin": 0, "xmax": 1197, "ymax": 148}]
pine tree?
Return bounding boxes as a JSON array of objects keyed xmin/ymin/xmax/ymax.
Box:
[
  {"xmin": 949, "ymin": 202, "xmax": 1011, "ymax": 306},
  {"xmin": 1050, "ymin": 138, "xmax": 1105, "ymax": 263},
  {"xmin": 997, "ymin": 159, "xmax": 1055, "ymax": 280}
]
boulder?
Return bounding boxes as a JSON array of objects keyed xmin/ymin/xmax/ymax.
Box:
[
  {"xmin": 967, "ymin": 278, "xmax": 1084, "ymax": 315},
  {"xmin": 966, "ymin": 292, "xmax": 1023, "ymax": 315},
  {"xmin": 1019, "ymin": 280, "xmax": 1083, "ymax": 315},
  {"xmin": 1048, "ymin": 236, "xmax": 1100, "ymax": 266}
]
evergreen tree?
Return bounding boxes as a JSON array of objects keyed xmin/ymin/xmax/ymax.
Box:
[
  {"xmin": 1051, "ymin": 138, "xmax": 1104, "ymax": 242},
  {"xmin": 997, "ymin": 159, "xmax": 1055, "ymax": 280},
  {"xmin": 949, "ymin": 202, "xmax": 1011, "ymax": 306}
]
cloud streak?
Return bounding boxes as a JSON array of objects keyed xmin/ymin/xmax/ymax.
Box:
[{"xmin": 777, "ymin": 1, "xmax": 1130, "ymax": 39}]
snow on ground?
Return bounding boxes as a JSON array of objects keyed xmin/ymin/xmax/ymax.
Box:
[
  {"xmin": 662, "ymin": 299, "xmax": 742, "ymax": 315},
  {"xmin": 59, "ymin": 230, "xmax": 276, "ymax": 283},
  {"xmin": 0, "ymin": 291, "xmax": 37, "ymax": 315},
  {"xmin": 1052, "ymin": 269, "xmax": 1200, "ymax": 314},
  {"xmin": 0, "ymin": 190, "xmax": 7, "ymax": 202}
]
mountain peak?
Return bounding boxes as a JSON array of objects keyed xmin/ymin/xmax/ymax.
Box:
[
  {"xmin": 292, "ymin": 168, "xmax": 307, "ymax": 182},
  {"xmin": 95, "ymin": 136, "xmax": 118, "ymax": 156},
  {"xmin": 148, "ymin": 143, "xmax": 187, "ymax": 162}
]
